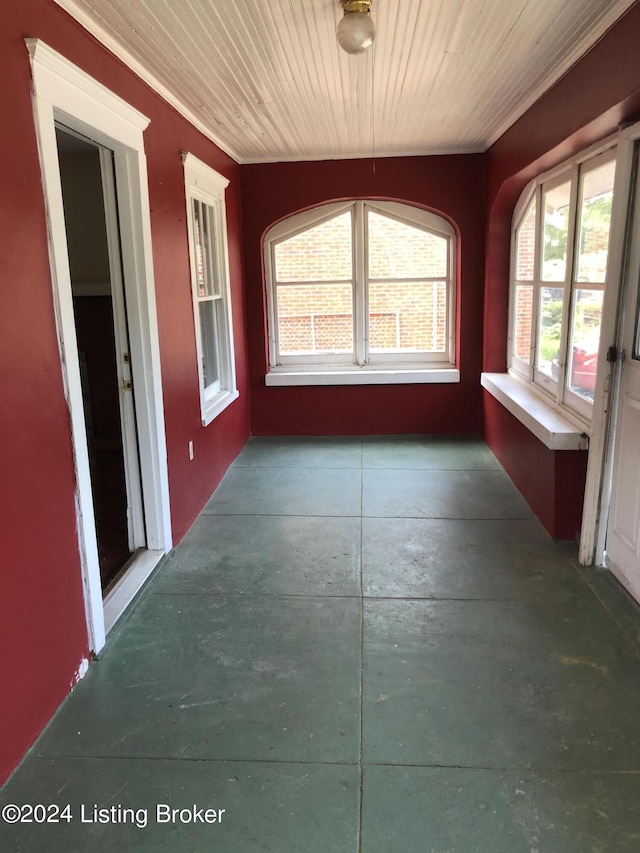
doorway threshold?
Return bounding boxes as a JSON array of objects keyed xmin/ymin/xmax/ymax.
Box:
[{"xmin": 103, "ymin": 549, "xmax": 165, "ymax": 634}]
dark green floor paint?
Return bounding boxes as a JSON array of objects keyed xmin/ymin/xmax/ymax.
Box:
[{"xmin": 3, "ymin": 436, "xmax": 640, "ymax": 852}]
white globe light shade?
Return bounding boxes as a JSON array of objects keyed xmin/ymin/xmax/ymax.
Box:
[{"xmin": 337, "ymin": 11, "xmax": 375, "ymax": 54}]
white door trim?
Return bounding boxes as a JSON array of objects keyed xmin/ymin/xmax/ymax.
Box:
[{"xmin": 27, "ymin": 39, "xmax": 172, "ymax": 653}]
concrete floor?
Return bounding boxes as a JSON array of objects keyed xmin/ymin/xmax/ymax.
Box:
[{"xmin": 3, "ymin": 436, "xmax": 640, "ymax": 851}]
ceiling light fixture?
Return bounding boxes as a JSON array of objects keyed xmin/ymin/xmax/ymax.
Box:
[{"xmin": 337, "ymin": 0, "xmax": 375, "ymax": 54}]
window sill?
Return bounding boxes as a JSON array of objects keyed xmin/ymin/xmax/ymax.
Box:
[
  {"xmin": 265, "ymin": 367, "xmax": 460, "ymax": 387},
  {"xmin": 201, "ymin": 389, "xmax": 239, "ymax": 426},
  {"xmin": 481, "ymin": 373, "xmax": 589, "ymax": 451}
]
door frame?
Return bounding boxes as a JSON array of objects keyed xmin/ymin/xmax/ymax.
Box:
[{"xmin": 27, "ymin": 39, "xmax": 172, "ymax": 652}]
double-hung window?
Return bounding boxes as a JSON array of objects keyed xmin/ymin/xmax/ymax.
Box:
[
  {"xmin": 264, "ymin": 200, "xmax": 457, "ymax": 385},
  {"xmin": 510, "ymin": 145, "xmax": 617, "ymax": 421},
  {"xmin": 183, "ymin": 153, "xmax": 238, "ymax": 425}
]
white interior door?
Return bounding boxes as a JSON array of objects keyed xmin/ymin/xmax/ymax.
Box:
[
  {"xmin": 605, "ymin": 158, "xmax": 640, "ymax": 600},
  {"xmin": 99, "ymin": 146, "xmax": 147, "ymax": 555}
]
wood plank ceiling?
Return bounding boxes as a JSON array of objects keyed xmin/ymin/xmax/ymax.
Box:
[{"xmin": 53, "ymin": 0, "xmax": 637, "ymax": 163}]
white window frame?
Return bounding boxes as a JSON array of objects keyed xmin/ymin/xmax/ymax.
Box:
[
  {"xmin": 263, "ymin": 200, "xmax": 459, "ymax": 386},
  {"xmin": 508, "ymin": 140, "xmax": 618, "ymax": 427},
  {"xmin": 183, "ymin": 153, "xmax": 238, "ymax": 425}
]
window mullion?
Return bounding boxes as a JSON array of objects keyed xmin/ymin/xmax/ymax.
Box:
[
  {"xmin": 199, "ymin": 200, "xmax": 212, "ymax": 292},
  {"xmin": 555, "ymin": 166, "xmax": 581, "ymax": 404},
  {"xmin": 368, "ymin": 275, "xmax": 445, "ymax": 284},
  {"xmin": 269, "ymin": 254, "xmax": 280, "ymax": 366},
  {"xmin": 354, "ymin": 201, "xmax": 367, "ymax": 365},
  {"xmin": 530, "ymin": 185, "xmax": 543, "ymax": 380},
  {"xmin": 204, "ymin": 202, "xmax": 218, "ymax": 296}
]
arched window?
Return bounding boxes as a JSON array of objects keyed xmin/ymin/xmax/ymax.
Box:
[
  {"xmin": 509, "ymin": 145, "xmax": 617, "ymax": 421},
  {"xmin": 263, "ymin": 200, "xmax": 458, "ymax": 385}
]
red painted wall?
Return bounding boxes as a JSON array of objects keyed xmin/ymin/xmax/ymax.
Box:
[
  {"xmin": 481, "ymin": 2, "xmax": 640, "ymax": 538},
  {"xmin": 4, "ymin": 0, "xmax": 640, "ymax": 790},
  {"xmin": 483, "ymin": 392, "xmax": 587, "ymax": 539},
  {"xmin": 0, "ymin": 0, "xmax": 250, "ymax": 784},
  {"xmin": 240, "ymin": 155, "xmax": 486, "ymax": 435}
]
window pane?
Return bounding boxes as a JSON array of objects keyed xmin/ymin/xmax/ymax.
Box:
[
  {"xmin": 192, "ymin": 200, "xmax": 219, "ymax": 297},
  {"xmin": 199, "ymin": 299, "xmax": 221, "ymax": 390},
  {"xmin": 513, "ymin": 284, "xmax": 533, "ymax": 363},
  {"xmin": 566, "ymin": 288, "xmax": 603, "ymax": 401},
  {"xmin": 516, "ymin": 198, "xmax": 536, "ymax": 281},
  {"xmin": 274, "ymin": 213, "xmax": 352, "ymax": 282},
  {"xmin": 542, "ymin": 180, "xmax": 571, "ymax": 282},
  {"xmin": 368, "ymin": 211, "xmax": 447, "ymax": 279},
  {"xmin": 368, "ymin": 281, "xmax": 446, "ymax": 352},
  {"xmin": 537, "ymin": 286, "xmax": 564, "ymax": 378},
  {"xmin": 576, "ymin": 159, "xmax": 615, "ymax": 283},
  {"xmin": 277, "ymin": 283, "xmax": 353, "ymax": 355}
]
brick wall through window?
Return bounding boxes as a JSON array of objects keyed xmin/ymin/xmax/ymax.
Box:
[{"xmin": 274, "ymin": 207, "xmax": 449, "ymax": 355}]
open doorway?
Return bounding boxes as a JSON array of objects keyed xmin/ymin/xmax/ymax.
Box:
[
  {"xmin": 28, "ymin": 39, "xmax": 173, "ymax": 652},
  {"xmin": 56, "ymin": 127, "xmax": 145, "ymax": 590}
]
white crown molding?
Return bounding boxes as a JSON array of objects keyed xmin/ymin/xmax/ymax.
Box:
[
  {"xmin": 484, "ymin": 0, "xmax": 636, "ymax": 151},
  {"xmin": 52, "ymin": 0, "xmax": 242, "ymax": 163}
]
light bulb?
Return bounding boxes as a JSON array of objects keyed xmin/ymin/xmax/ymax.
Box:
[{"xmin": 337, "ymin": 11, "xmax": 375, "ymax": 54}]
